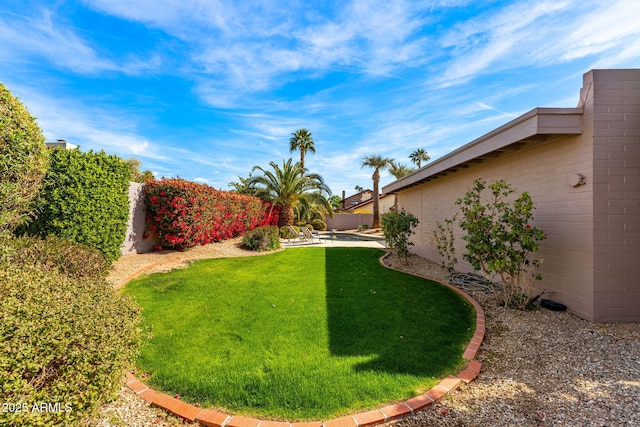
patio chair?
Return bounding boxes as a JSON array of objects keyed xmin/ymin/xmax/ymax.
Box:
[
  {"xmin": 287, "ymin": 225, "xmax": 307, "ymax": 243},
  {"xmin": 300, "ymin": 226, "xmax": 319, "ymax": 244}
]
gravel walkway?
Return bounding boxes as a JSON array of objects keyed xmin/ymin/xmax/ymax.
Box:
[{"xmin": 98, "ymin": 241, "xmax": 640, "ymax": 426}]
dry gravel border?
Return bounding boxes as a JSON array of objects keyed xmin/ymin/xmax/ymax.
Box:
[{"xmin": 98, "ymin": 239, "xmax": 640, "ymax": 427}]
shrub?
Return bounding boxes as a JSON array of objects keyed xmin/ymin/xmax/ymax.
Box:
[
  {"xmin": 310, "ymin": 218, "xmax": 327, "ymax": 231},
  {"xmin": 381, "ymin": 209, "xmax": 419, "ymax": 264},
  {"xmin": 22, "ymin": 149, "xmax": 131, "ymax": 261},
  {"xmin": 433, "ymin": 214, "xmax": 458, "ymax": 274},
  {"xmin": 0, "ymin": 234, "xmax": 110, "ymax": 280},
  {"xmin": 456, "ymin": 179, "xmax": 546, "ymax": 308},
  {"xmin": 279, "ymin": 225, "xmax": 300, "ymax": 239},
  {"xmin": 144, "ymin": 178, "xmax": 276, "ymax": 250},
  {"xmin": 0, "ymin": 239, "xmax": 142, "ymax": 426},
  {"xmin": 242, "ymin": 226, "xmax": 281, "ymax": 251},
  {"xmin": 0, "ymin": 83, "xmax": 49, "ymax": 233}
]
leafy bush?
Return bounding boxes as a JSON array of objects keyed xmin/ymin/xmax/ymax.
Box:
[
  {"xmin": 145, "ymin": 178, "xmax": 276, "ymax": 250},
  {"xmin": 242, "ymin": 226, "xmax": 281, "ymax": 251},
  {"xmin": 310, "ymin": 218, "xmax": 326, "ymax": 231},
  {"xmin": 0, "ymin": 238, "xmax": 142, "ymax": 426},
  {"xmin": 433, "ymin": 214, "xmax": 458, "ymax": 274},
  {"xmin": 0, "ymin": 83, "xmax": 49, "ymax": 232},
  {"xmin": 381, "ymin": 209, "xmax": 419, "ymax": 264},
  {"xmin": 456, "ymin": 179, "xmax": 546, "ymax": 308},
  {"xmin": 22, "ymin": 148, "xmax": 131, "ymax": 261},
  {"xmin": 279, "ymin": 225, "xmax": 300, "ymax": 239},
  {"xmin": 0, "ymin": 234, "xmax": 110, "ymax": 280}
]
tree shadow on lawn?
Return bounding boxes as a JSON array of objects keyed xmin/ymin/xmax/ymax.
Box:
[{"xmin": 324, "ymin": 247, "xmax": 475, "ymax": 377}]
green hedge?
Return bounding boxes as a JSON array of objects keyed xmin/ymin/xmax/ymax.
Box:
[
  {"xmin": 22, "ymin": 149, "xmax": 131, "ymax": 260},
  {"xmin": 0, "ymin": 235, "xmax": 143, "ymax": 426},
  {"xmin": 0, "ymin": 82, "xmax": 49, "ymax": 232}
]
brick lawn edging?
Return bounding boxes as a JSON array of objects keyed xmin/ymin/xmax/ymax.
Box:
[{"xmin": 123, "ymin": 250, "xmax": 485, "ymax": 426}]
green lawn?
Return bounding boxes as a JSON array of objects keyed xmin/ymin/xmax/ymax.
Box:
[{"xmin": 125, "ymin": 247, "xmax": 475, "ymax": 421}]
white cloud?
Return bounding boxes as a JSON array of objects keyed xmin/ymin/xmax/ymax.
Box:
[
  {"xmin": 0, "ymin": 9, "xmax": 116, "ymax": 74},
  {"xmin": 193, "ymin": 177, "xmax": 217, "ymax": 186},
  {"xmin": 559, "ymin": 0, "xmax": 640, "ymax": 62},
  {"xmin": 437, "ymin": 0, "xmax": 572, "ymax": 86},
  {"xmin": 8, "ymin": 83, "xmax": 167, "ymax": 161},
  {"xmin": 82, "ymin": 0, "xmax": 432, "ymax": 106},
  {"xmin": 0, "ymin": 6, "xmax": 165, "ymax": 76},
  {"xmin": 434, "ymin": 0, "xmax": 640, "ymax": 88}
]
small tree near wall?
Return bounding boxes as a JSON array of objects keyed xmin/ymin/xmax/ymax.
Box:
[
  {"xmin": 456, "ymin": 179, "xmax": 545, "ymax": 308},
  {"xmin": 381, "ymin": 209, "xmax": 419, "ymax": 264},
  {"xmin": 433, "ymin": 214, "xmax": 458, "ymax": 274}
]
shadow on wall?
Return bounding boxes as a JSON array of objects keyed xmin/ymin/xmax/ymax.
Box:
[{"xmin": 121, "ymin": 182, "xmax": 155, "ymax": 255}]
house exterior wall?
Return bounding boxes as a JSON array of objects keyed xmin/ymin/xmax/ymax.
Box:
[
  {"xmin": 398, "ymin": 133, "xmax": 595, "ymax": 319},
  {"xmin": 590, "ymin": 69, "xmax": 640, "ymax": 322},
  {"xmin": 395, "ymin": 69, "xmax": 640, "ymax": 322}
]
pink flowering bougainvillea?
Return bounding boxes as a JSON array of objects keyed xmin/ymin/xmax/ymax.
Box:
[{"xmin": 144, "ymin": 178, "xmax": 279, "ymax": 250}]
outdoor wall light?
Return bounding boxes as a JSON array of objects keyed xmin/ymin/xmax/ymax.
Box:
[{"xmin": 568, "ymin": 173, "xmax": 586, "ymax": 187}]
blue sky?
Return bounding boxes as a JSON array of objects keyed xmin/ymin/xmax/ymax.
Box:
[{"xmin": 1, "ymin": 0, "xmax": 639, "ymax": 196}]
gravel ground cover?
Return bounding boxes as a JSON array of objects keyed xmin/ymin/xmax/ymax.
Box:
[{"xmin": 99, "ymin": 238, "xmax": 640, "ymax": 426}]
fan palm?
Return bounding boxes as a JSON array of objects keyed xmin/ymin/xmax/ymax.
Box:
[
  {"xmin": 409, "ymin": 148, "xmax": 430, "ymax": 169},
  {"xmin": 361, "ymin": 155, "xmax": 393, "ymax": 229},
  {"xmin": 289, "ymin": 128, "xmax": 316, "ymax": 171},
  {"xmin": 249, "ymin": 158, "xmax": 332, "ymax": 227},
  {"xmin": 389, "ymin": 161, "xmax": 415, "ymax": 179}
]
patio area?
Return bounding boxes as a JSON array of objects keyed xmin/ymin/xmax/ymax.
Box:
[{"xmin": 280, "ymin": 230, "xmax": 387, "ymax": 248}]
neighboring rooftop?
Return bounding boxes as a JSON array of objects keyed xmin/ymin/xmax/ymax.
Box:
[{"xmin": 45, "ymin": 139, "xmax": 78, "ymax": 150}]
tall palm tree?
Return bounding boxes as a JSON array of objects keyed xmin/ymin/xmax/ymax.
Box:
[
  {"xmin": 361, "ymin": 155, "xmax": 393, "ymax": 229},
  {"xmin": 387, "ymin": 162, "xmax": 414, "ymax": 212},
  {"xmin": 388, "ymin": 161, "xmax": 415, "ymax": 179},
  {"xmin": 409, "ymin": 148, "xmax": 430, "ymax": 169},
  {"xmin": 249, "ymin": 158, "xmax": 331, "ymax": 227},
  {"xmin": 289, "ymin": 129, "xmax": 316, "ymax": 171}
]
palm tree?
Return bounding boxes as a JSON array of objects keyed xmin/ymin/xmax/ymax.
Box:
[
  {"xmin": 388, "ymin": 161, "xmax": 415, "ymax": 179},
  {"xmin": 361, "ymin": 155, "xmax": 393, "ymax": 229},
  {"xmin": 228, "ymin": 174, "xmax": 256, "ymax": 195},
  {"xmin": 289, "ymin": 129, "xmax": 316, "ymax": 171},
  {"xmin": 249, "ymin": 158, "xmax": 332, "ymax": 227},
  {"xmin": 409, "ymin": 148, "xmax": 430, "ymax": 169},
  {"xmin": 387, "ymin": 162, "xmax": 414, "ymax": 212}
]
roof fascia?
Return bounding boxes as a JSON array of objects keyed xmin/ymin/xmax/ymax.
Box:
[{"xmin": 383, "ymin": 107, "xmax": 583, "ymax": 194}]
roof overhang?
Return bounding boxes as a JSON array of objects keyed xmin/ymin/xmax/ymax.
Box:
[{"xmin": 383, "ymin": 107, "xmax": 584, "ymax": 194}]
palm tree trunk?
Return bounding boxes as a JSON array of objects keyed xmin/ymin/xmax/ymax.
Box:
[
  {"xmin": 372, "ymin": 171, "xmax": 380, "ymax": 228},
  {"xmin": 278, "ymin": 203, "xmax": 295, "ymax": 227}
]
